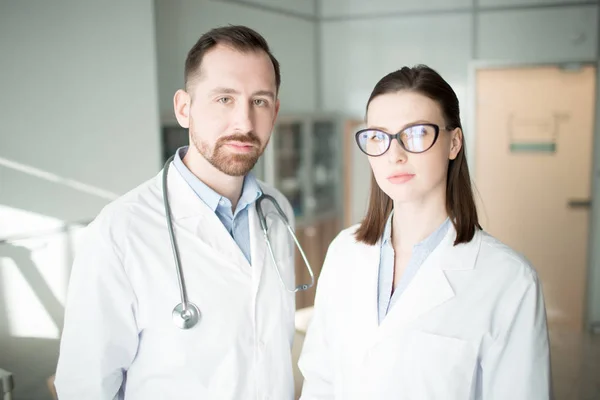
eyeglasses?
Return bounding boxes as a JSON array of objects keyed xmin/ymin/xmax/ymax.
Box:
[{"xmin": 355, "ymin": 123, "xmax": 450, "ymax": 157}]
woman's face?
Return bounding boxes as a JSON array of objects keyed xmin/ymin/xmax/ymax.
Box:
[{"xmin": 364, "ymin": 90, "xmax": 462, "ymax": 206}]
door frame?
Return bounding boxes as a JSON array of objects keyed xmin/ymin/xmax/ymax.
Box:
[{"xmin": 467, "ymin": 60, "xmax": 600, "ymax": 332}]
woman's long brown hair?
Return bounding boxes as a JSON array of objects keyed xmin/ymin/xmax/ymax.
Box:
[{"xmin": 354, "ymin": 65, "xmax": 481, "ymax": 246}]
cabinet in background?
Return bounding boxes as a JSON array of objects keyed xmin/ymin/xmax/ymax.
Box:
[{"xmin": 256, "ymin": 114, "xmax": 345, "ymax": 309}]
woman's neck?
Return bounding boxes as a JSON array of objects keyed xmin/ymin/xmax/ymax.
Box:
[{"xmin": 391, "ymin": 194, "xmax": 448, "ymax": 254}]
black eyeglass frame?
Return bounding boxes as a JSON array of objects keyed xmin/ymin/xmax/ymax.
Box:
[{"xmin": 355, "ymin": 123, "xmax": 453, "ymax": 156}]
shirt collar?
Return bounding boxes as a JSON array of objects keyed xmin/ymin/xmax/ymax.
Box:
[
  {"xmin": 236, "ymin": 172, "xmax": 262, "ymax": 215},
  {"xmin": 382, "ymin": 210, "xmax": 451, "ymax": 251},
  {"xmin": 172, "ymin": 146, "xmax": 262, "ymax": 214},
  {"xmin": 382, "ymin": 211, "xmax": 394, "ymax": 245}
]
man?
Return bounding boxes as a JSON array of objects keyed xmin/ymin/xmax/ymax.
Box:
[{"xmin": 55, "ymin": 25, "xmax": 297, "ymax": 399}]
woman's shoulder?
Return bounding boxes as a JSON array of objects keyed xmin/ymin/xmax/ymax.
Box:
[
  {"xmin": 319, "ymin": 224, "xmax": 379, "ymax": 266},
  {"xmin": 474, "ymin": 229, "xmax": 539, "ymax": 283},
  {"xmin": 329, "ymin": 223, "xmax": 375, "ymax": 250}
]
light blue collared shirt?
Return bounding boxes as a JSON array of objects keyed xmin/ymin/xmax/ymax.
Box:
[
  {"xmin": 172, "ymin": 146, "xmax": 262, "ymax": 264},
  {"xmin": 377, "ymin": 212, "xmax": 451, "ymax": 324}
]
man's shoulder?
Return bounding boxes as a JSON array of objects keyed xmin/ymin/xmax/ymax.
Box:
[{"xmin": 87, "ymin": 172, "xmax": 161, "ymax": 238}]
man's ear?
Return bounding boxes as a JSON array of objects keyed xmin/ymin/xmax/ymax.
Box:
[
  {"xmin": 173, "ymin": 89, "xmax": 191, "ymax": 128},
  {"xmin": 273, "ymin": 98, "xmax": 280, "ymax": 124}
]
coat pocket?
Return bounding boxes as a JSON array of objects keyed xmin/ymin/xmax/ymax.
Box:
[{"xmin": 403, "ymin": 331, "xmax": 478, "ymax": 400}]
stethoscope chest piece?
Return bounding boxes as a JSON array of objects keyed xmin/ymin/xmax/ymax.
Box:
[{"xmin": 172, "ymin": 302, "xmax": 200, "ymax": 329}]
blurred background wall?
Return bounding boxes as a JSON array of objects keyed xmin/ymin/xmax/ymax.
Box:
[{"xmin": 1, "ymin": 1, "xmax": 599, "ymax": 399}]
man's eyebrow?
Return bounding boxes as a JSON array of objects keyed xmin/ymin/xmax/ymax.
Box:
[
  {"xmin": 252, "ymin": 90, "xmax": 275, "ymax": 100},
  {"xmin": 209, "ymin": 87, "xmax": 240, "ymax": 95},
  {"xmin": 209, "ymin": 88, "xmax": 275, "ymax": 100}
]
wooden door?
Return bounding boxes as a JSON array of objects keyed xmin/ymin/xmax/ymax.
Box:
[{"xmin": 474, "ymin": 65, "xmax": 596, "ymax": 331}]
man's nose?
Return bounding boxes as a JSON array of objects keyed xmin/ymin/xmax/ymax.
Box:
[{"xmin": 232, "ymin": 102, "xmax": 253, "ymax": 133}]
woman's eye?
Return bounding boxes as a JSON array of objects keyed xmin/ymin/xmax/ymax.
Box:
[{"xmin": 412, "ymin": 125, "xmax": 431, "ymax": 136}]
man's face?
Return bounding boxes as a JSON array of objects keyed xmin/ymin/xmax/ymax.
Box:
[{"xmin": 176, "ymin": 44, "xmax": 279, "ymax": 176}]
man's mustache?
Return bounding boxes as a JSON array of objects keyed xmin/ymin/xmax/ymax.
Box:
[{"xmin": 217, "ymin": 133, "xmax": 261, "ymax": 146}]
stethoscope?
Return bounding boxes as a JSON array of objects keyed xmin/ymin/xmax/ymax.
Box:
[{"xmin": 162, "ymin": 155, "xmax": 315, "ymax": 329}]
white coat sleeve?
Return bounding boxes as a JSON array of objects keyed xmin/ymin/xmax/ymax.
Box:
[
  {"xmin": 298, "ymin": 242, "xmax": 337, "ymax": 399},
  {"xmin": 481, "ymin": 273, "xmax": 552, "ymax": 400},
  {"xmin": 54, "ymin": 220, "xmax": 138, "ymax": 400}
]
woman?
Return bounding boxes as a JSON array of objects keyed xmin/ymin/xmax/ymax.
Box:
[{"xmin": 298, "ymin": 65, "xmax": 551, "ymax": 399}]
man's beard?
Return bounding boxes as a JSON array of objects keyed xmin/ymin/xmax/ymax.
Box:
[{"xmin": 191, "ymin": 130, "xmax": 265, "ymax": 177}]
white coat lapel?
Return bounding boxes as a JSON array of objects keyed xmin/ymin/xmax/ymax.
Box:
[
  {"xmin": 375, "ymin": 226, "xmax": 482, "ymax": 342},
  {"xmin": 377, "ymin": 259, "xmax": 454, "ymax": 337},
  {"xmin": 350, "ymin": 240, "xmax": 382, "ymax": 346},
  {"xmin": 248, "ymin": 201, "xmax": 268, "ymax": 296},
  {"xmin": 192, "ymin": 211, "xmax": 250, "ymax": 270},
  {"xmin": 161, "ymin": 164, "xmax": 250, "ymax": 271}
]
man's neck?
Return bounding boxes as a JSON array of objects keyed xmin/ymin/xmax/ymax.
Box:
[{"xmin": 183, "ymin": 148, "xmax": 244, "ymax": 211}]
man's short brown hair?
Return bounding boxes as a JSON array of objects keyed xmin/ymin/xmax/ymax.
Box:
[{"xmin": 184, "ymin": 25, "xmax": 281, "ymax": 94}]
